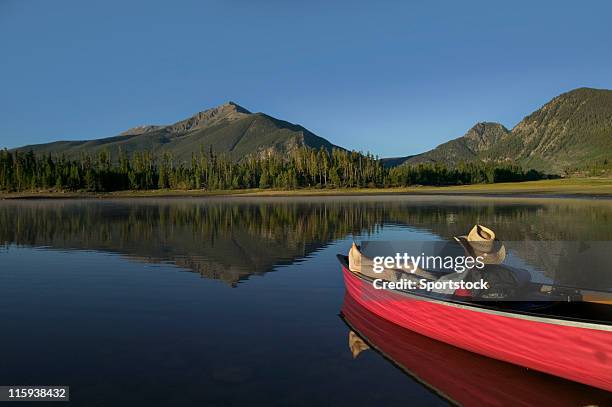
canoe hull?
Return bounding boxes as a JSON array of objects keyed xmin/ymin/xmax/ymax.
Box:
[
  {"xmin": 341, "ymin": 264, "xmax": 612, "ymax": 391},
  {"xmin": 341, "ymin": 292, "xmax": 612, "ymax": 406}
]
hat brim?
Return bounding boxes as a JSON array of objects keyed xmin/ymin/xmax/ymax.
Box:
[{"xmin": 454, "ymin": 235, "xmax": 506, "ymax": 265}]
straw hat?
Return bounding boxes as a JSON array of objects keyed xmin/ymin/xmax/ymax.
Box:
[
  {"xmin": 348, "ymin": 242, "xmax": 438, "ymax": 280},
  {"xmin": 454, "ymin": 224, "xmax": 506, "ymax": 265}
]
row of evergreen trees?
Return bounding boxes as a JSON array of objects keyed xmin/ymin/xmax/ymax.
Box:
[{"xmin": 0, "ymin": 147, "xmax": 544, "ymax": 192}]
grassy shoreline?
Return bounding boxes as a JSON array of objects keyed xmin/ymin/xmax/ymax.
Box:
[{"xmin": 1, "ymin": 178, "xmax": 612, "ymax": 200}]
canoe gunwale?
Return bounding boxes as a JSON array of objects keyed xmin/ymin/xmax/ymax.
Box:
[{"xmin": 337, "ymin": 254, "xmax": 612, "ymax": 331}]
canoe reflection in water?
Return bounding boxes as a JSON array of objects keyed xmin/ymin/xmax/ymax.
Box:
[{"xmin": 340, "ymin": 293, "xmax": 612, "ymax": 407}]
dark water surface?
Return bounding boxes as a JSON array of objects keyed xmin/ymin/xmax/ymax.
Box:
[{"xmin": 1, "ymin": 196, "xmax": 611, "ymax": 406}]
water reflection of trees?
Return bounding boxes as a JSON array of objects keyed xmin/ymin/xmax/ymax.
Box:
[{"xmin": 0, "ymin": 197, "xmax": 611, "ymax": 285}]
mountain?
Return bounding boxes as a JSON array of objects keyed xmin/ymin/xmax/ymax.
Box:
[
  {"xmin": 491, "ymin": 87, "xmax": 612, "ymax": 172},
  {"xmin": 401, "ymin": 122, "xmax": 510, "ymax": 166},
  {"xmin": 11, "ymin": 88, "xmax": 612, "ymax": 174},
  {"xmin": 399, "ymin": 88, "xmax": 612, "ymax": 174},
  {"xmin": 14, "ymin": 102, "xmax": 339, "ymax": 162},
  {"xmin": 380, "ymin": 155, "xmax": 415, "ymax": 168}
]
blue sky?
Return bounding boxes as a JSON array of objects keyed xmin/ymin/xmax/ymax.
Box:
[{"xmin": 1, "ymin": 0, "xmax": 610, "ymax": 156}]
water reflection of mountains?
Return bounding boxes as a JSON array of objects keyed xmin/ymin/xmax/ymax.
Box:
[{"xmin": 1, "ymin": 197, "xmax": 611, "ymax": 286}]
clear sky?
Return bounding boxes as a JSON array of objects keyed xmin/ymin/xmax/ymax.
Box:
[{"xmin": 1, "ymin": 0, "xmax": 611, "ymax": 156}]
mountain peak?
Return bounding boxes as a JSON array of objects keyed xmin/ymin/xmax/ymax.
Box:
[
  {"xmin": 470, "ymin": 121, "xmax": 504, "ymax": 129},
  {"xmin": 169, "ymin": 101, "xmax": 252, "ymax": 133},
  {"xmin": 200, "ymin": 101, "xmax": 251, "ymax": 117},
  {"xmin": 465, "ymin": 122, "xmax": 508, "ymax": 138},
  {"xmin": 562, "ymin": 87, "xmax": 606, "ymax": 96},
  {"xmin": 119, "ymin": 125, "xmax": 164, "ymax": 137},
  {"xmin": 463, "ymin": 122, "xmax": 509, "ymax": 151},
  {"xmin": 223, "ymin": 101, "xmax": 251, "ymax": 114}
]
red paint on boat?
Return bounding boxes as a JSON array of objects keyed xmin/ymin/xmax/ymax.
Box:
[
  {"xmin": 342, "ymin": 292, "xmax": 612, "ymax": 406},
  {"xmin": 341, "ymin": 265, "xmax": 612, "ymax": 392}
]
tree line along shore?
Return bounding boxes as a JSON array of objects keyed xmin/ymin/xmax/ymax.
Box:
[{"xmin": 0, "ymin": 147, "xmax": 550, "ymax": 194}]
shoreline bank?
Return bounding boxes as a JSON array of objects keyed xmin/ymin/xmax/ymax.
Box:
[{"xmin": 2, "ymin": 179, "xmax": 612, "ymax": 200}]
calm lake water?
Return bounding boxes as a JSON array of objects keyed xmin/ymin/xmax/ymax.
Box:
[{"xmin": 1, "ymin": 196, "xmax": 611, "ymax": 406}]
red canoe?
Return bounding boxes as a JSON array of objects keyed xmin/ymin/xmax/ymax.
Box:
[
  {"xmin": 338, "ymin": 255, "xmax": 612, "ymax": 392},
  {"xmin": 341, "ymin": 292, "xmax": 612, "ymax": 407}
]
